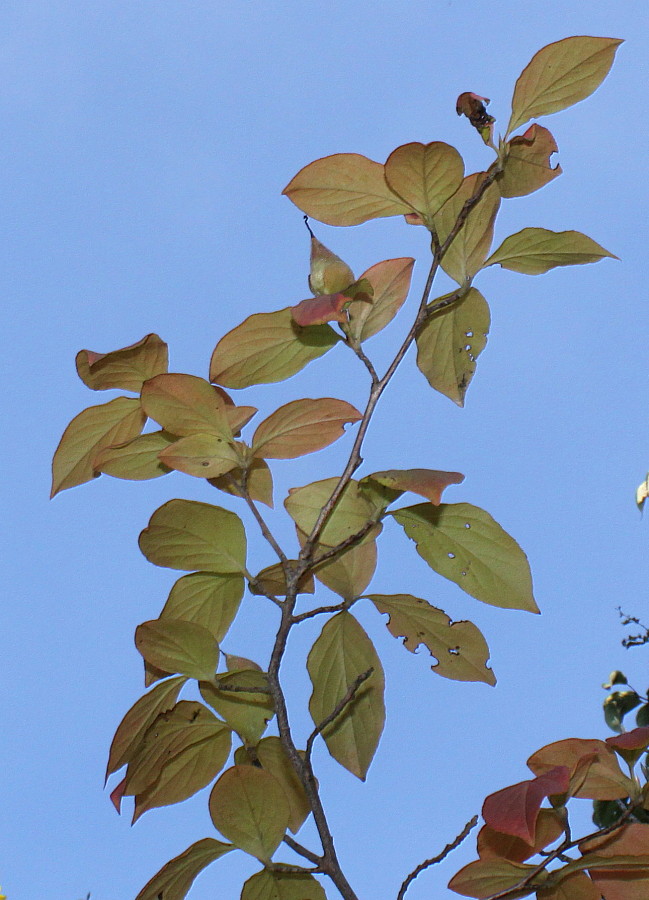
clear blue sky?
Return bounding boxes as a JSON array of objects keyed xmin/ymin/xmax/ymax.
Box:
[{"xmin": 2, "ymin": 2, "xmax": 648, "ymax": 899}]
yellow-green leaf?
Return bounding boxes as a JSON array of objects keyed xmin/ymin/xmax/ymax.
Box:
[
  {"xmin": 209, "ymin": 765, "xmax": 290, "ymax": 862},
  {"xmin": 252, "ymin": 398, "xmax": 361, "ymax": 459},
  {"xmin": 347, "ymin": 257, "xmax": 415, "ymax": 343},
  {"xmin": 94, "ymin": 430, "xmax": 175, "ymax": 480},
  {"xmin": 250, "ymin": 561, "xmax": 315, "ymax": 597},
  {"xmin": 536, "ymin": 871, "xmax": 601, "ymax": 900},
  {"xmin": 285, "ymin": 478, "xmax": 377, "ymax": 546},
  {"xmin": 282, "ymin": 153, "xmax": 410, "ymax": 226},
  {"xmin": 508, "ymin": 36, "xmax": 623, "ymax": 135},
  {"xmin": 160, "ymin": 572, "xmax": 244, "ymax": 642},
  {"xmin": 210, "ymin": 307, "xmax": 339, "ymax": 388},
  {"xmin": 448, "ymin": 857, "xmax": 537, "ymax": 898},
  {"xmin": 307, "ymin": 611, "xmax": 385, "ymax": 780},
  {"xmin": 368, "ymin": 594, "xmax": 495, "ymax": 685},
  {"xmin": 140, "ymin": 373, "xmax": 233, "ymax": 440},
  {"xmin": 135, "ymin": 619, "xmax": 219, "ymax": 681},
  {"xmin": 209, "ymin": 458, "xmax": 274, "ymax": 508},
  {"xmin": 201, "ymin": 670, "xmax": 274, "ymax": 746},
  {"xmin": 158, "ymin": 432, "xmax": 241, "ymax": 479},
  {"xmin": 303, "ymin": 525, "xmax": 380, "ymax": 602},
  {"xmin": 76, "ymin": 333, "xmax": 168, "ymax": 392},
  {"xmin": 51, "ymin": 396, "xmax": 146, "ymax": 496},
  {"xmin": 255, "ymin": 737, "xmax": 311, "ymax": 834},
  {"xmin": 308, "ymin": 235, "xmax": 355, "ymax": 296},
  {"xmin": 242, "ymin": 869, "xmax": 327, "ymax": 900},
  {"xmin": 416, "ymin": 288, "xmax": 490, "ymax": 406},
  {"xmin": 393, "ymin": 502, "xmax": 538, "ymax": 613},
  {"xmin": 384, "ymin": 142, "xmax": 464, "ymax": 222},
  {"xmin": 496, "ymin": 125, "xmax": 562, "ymax": 198},
  {"xmin": 134, "ymin": 838, "xmax": 233, "ymax": 900},
  {"xmin": 139, "ymin": 499, "xmax": 246, "ymax": 574},
  {"xmin": 485, "ymin": 228, "xmax": 616, "ymax": 275}
]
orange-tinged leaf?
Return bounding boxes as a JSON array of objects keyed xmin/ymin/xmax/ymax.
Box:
[
  {"xmin": 577, "ymin": 825, "xmax": 649, "ymax": 900},
  {"xmin": 363, "ymin": 469, "xmax": 465, "ymax": 505},
  {"xmin": 209, "ymin": 458, "xmax": 274, "ymax": 508},
  {"xmin": 307, "ymin": 611, "xmax": 385, "ymax": 780},
  {"xmin": 285, "ymin": 477, "xmax": 377, "ymax": 546},
  {"xmin": 93, "ymin": 430, "xmax": 175, "ymax": 480},
  {"xmin": 448, "ymin": 857, "xmax": 536, "ymax": 898},
  {"xmin": 134, "ymin": 837, "xmax": 232, "ymax": 900},
  {"xmin": 241, "ymin": 869, "xmax": 327, "ymax": 900},
  {"xmin": 225, "ymin": 404, "xmax": 258, "ymax": 435},
  {"xmin": 308, "ymin": 235, "xmax": 355, "ymax": 296},
  {"xmin": 291, "ymin": 292, "xmax": 349, "ymax": 326},
  {"xmin": 416, "ymin": 288, "xmax": 490, "ymax": 407},
  {"xmin": 309, "ymin": 526, "xmax": 380, "ymax": 601},
  {"xmin": 158, "ymin": 432, "xmax": 241, "ymax": 479},
  {"xmin": 139, "ymin": 499, "xmax": 246, "ymax": 574},
  {"xmin": 580, "ymin": 823, "xmax": 649, "ymax": 858},
  {"xmin": 250, "ymin": 561, "xmax": 315, "ymax": 597},
  {"xmin": 255, "ymin": 737, "xmax": 311, "ymax": 834},
  {"xmin": 347, "ymin": 257, "xmax": 415, "ymax": 342},
  {"xmin": 496, "ymin": 125, "xmax": 562, "ymax": 198},
  {"xmin": 210, "ymin": 307, "xmax": 339, "ymax": 389},
  {"xmin": 384, "ymin": 141, "xmax": 464, "ymax": 222},
  {"xmin": 160, "ymin": 572, "xmax": 244, "ymax": 642},
  {"xmin": 527, "ymin": 738, "xmax": 635, "ymax": 800},
  {"xmin": 135, "ymin": 619, "xmax": 219, "ymax": 681},
  {"xmin": 607, "ymin": 726, "xmax": 649, "ymax": 752},
  {"xmin": 393, "ymin": 502, "xmax": 538, "ymax": 612},
  {"xmin": 485, "ymin": 228, "xmax": 616, "ymax": 274},
  {"xmin": 282, "ymin": 153, "xmax": 411, "ymax": 226},
  {"xmin": 76, "ymin": 333, "xmax": 168, "ymax": 392},
  {"xmin": 252, "ymin": 398, "xmax": 361, "ymax": 460},
  {"xmin": 51, "ymin": 396, "xmax": 146, "ymax": 496},
  {"xmin": 508, "ymin": 36, "xmax": 623, "ymax": 134},
  {"xmin": 368, "ymin": 594, "xmax": 495, "ymax": 685},
  {"xmin": 477, "ymin": 809, "xmax": 564, "ymax": 862},
  {"xmin": 482, "ymin": 766, "xmax": 570, "ymax": 844},
  {"xmin": 140, "ymin": 373, "xmax": 233, "ymax": 440},
  {"xmin": 209, "ymin": 765, "xmax": 290, "ymax": 861},
  {"xmin": 200, "ymin": 670, "xmax": 274, "ymax": 746},
  {"xmin": 537, "ymin": 871, "xmax": 600, "ymax": 900}
]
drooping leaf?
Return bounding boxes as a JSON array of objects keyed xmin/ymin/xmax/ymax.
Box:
[
  {"xmin": 250, "ymin": 561, "xmax": 315, "ymax": 597},
  {"xmin": 485, "ymin": 228, "xmax": 616, "ymax": 274},
  {"xmin": 201, "ymin": 670, "xmax": 274, "ymax": 746},
  {"xmin": 477, "ymin": 809, "xmax": 564, "ymax": 863},
  {"xmin": 241, "ymin": 869, "xmax": 327, "ymax": 900},
  {"xmin": 282, "ymin": 153, "xmax": 411, "ymax": 226},
  {"xmin": 527, "ymin": 738, "xmax": 635, "ymax": 800},
  {"xmin": 51, "ymin": 396, "xmax": 146, "ymax": 496},
  {"xmin": 209, "ymin": 307, "xmax": 339, "ymax": 389},
  {"xmin": 307, "ymin": 611, "xmax": 385, "ymax": 780},
  {"xmin": 368, "ymin": 594, "xmax": 495, "ymax": 685},
  {"xmin": 416, "ymin": 288, "xmax": 490, "ymax": 407},
  {"xmin": 209, "ymin": 458, "xmax": 274, "ymax": 508},
  {"xmin": 604, "ymin": 690, "xmax": 641, "ymax": 733},
  {"xmin": 139, "ymin": 499, "xmax": 246, "ymax": 574},
  {"xmin": 508, "ymin": 36, "xmax": 623, "ymax": 134},
  {"xmin": 456, "ymin": 93, "xmax": 496, "ymax": 144},
  {"xmin": 135, "ymin": 619, "xmax": 219, "ymax": 681},
  {"xmin": 347, "ymin": 257, "xmax": 415, "ymax": 342},
  {"xmin": 209, "ymin": 765, "xmax": 290, "ymax": 862},
  {"xmin": 392, "ymin": 502, "xmax": 538, "ymax": 612},
  {"xmin": 140, "ymin": 373, "xmax": 233, "ymax": 440},
  {"xmin": 252, "ymin": 398, "xmax": 361, "ymax": 460},
  {"xmin": 448, "ymin": 857, "xmax": 537, "ymax": 898},
  {"xmin": 482, "ymin": 766, "xmax": 570, "ymax": 843},
  {"xmin": 384, "ymin": 142, "xmax": 464, "ymax": 222},
  {"xmin": 308, "ymin": 526, "xmax": 380, "ymax": 601},
  {"xmin": 106, "ymin": 675, "xmax": 187, "ymax": 779},
  {"xmin": 255, "ymin": 736, "xmax": 311, "ymax": 834},
  {"xmin": 496, "ymin": 125, "xmax": 562, "ymax": 198},
  {"xmin": 158, "ymin": 433, "xmax": 241, "ymax": 479},
  {"xmin": 362, "ymin": 469, "xmax": 465, "ymax": 505},
  {"xmin": 308, "ymin": 234, "xmax": 355, "ymax": 296},
  {"xmin": 160, "ymin": 572, "xmax": 244, "ymax": 642},
  {"xmin": 93, "ymin": 430, "xmax": 175, "ymax": 480},
  {"xmin": 76, "ymin": 333, "xmax": 168, "ymax": 392},
  {"xmin": 134, "ymin": 838, "xmax": 232, "ymax": 900},
  {"xmin": 285, "ymin": 478, "xmax": 377, "ymax": 546}
]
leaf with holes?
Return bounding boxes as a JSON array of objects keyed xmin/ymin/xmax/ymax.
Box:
[
  {"xmin": 241, "ymin": 869, "xmax": 327, "ymax": 900},
  {"xmin": 347, "ymin": 257, "xmax": 415, "ymax": 342},
  {"xmin": 160, "ymin": 573, "xmax": 244, "ymax": 642},
  {"xmin": 384, "ymin": 141, "xmax": 464, "ymax": 223},
  {"xmin": 362, "ymin": 469, "xmax": 465, "ymax": 505},
  {"xmin": 158, "ymin": 433, "xmax": 241, "ymax": 479},
  {"xmin": 134, "ymin": 838, "xmax": 233, "ymax": 900},
  {"xmin": 76, "ymin": 333, "xmax": 168, "ymax": 392},
  {"xmin": 94, "ymin": 430, "xmax": 175, "ymax": 480},
  {"xmin": 496, "ymin": 125, "xmax": 562, "ymax": 198},
  {"xmin": 485, "ymin": 228, "xmax": 616, "ymax": 275},
  {"xmin": 285, "ymin": 478, "xmax": 377, "ymax": 547},
  {"xmin": 252, "ymin": 398, "xmax": 361, "ymax": 459},
  {"xmin": 201, "ymin": 670, "xmax": 274, "ymax": 746},
  {"xmin": 135, "ymin": 619, "xmax": 219, "ymax": 681},
  {"xmin": 140, "ymin": 373, "xmax": 233, "ymax": 440}
]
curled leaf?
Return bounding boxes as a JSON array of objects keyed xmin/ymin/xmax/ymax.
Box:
[
  {"xmin": 308, "ymin": 233, "xmax": 354, "ymax": 295},
  {"xmin": 76, "ymin": 333, "xmax": 168, "ymax": 392}
]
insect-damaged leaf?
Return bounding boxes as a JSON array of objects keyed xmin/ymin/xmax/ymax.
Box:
[
  {"xmin": 51, "ymin": 396, "xmax": 146, "ymax": 496},
  {"xmin": 158, "ymin": 433, "xmax": 241, "ymax": 479},
  {"xmin": 527, "ymin": 738, "xmax": 635, "ymax": 800},
  {"xmin": 384, "ymin": 142, "xmax": 464, "ymax": 223},
  {"xmin": 392, "ymin": 502, "xmax": 538, "ymax": 613},
  {"xmin": 209, "ymin": 307, "xmax": 339, "ymax": 389},
  {"xmin": 448, "ymin": 857, "xmax": 538, "ymax": 899},
  {"xmin": 362, "ymin": 469, "xmax": 465, "ymax": 506},
  {"xmin": 160, "ymin": 572, "xmax": 244, "ymax": 642},
  {"xmin": 125, "ymin": 700, "xmax": 231, "ymax": 821},
  {"xmin": 285, "ymin": 478, "xmax": 377, "ymax": 546},
  {"xmin": 282, "ymin": 153, "xmax": 411, "ymax": 226},
  {"xmin": 242, "ymin": 869, "xmax": 327, "ymax": 900},
  {"xmin": 368, "ymin": 594, "xmax": 495, "ymax": 685},
  {"xmin": 347, "ymin": 257, "xmax": 415, "ymax": 343},
  {"xmin": 416, "ymin": 288, "xmax": 490, "ymax": 407},
  {"xmin": 209, "ymin": 765, "xmax": 290, "ymax": 862},
  {"xmin": 140, "ymin": 373, "xmax": 233, "ymax": 440},
  {"xmin": 507, "ymin": 36, "xmax": 623, "ymax": 135},
  {"xmin": 134, "ymin": 837, "xmax": 232, "ymax": 900},
  {"xmin": 139, "ymin": 499, "xmax": 246, "ymax": 574},
  {"xmin": 485, "ymin": 228, "xmax": 616, "ymax": 275},
  {"xmin": 209, "ymin": 458, "xmax": 274, "ymax": 508},
  {"xmin": 252, "ymin": 398, "xmax": 361, "ymax": 460},
  {"xmin": 477, "ymin": 809, "xmax": 565, "ymax": 863},
  {"xmin": 307, "ymin": 611, "xmax": 385, "ymax": 780},
  {"xmin": 94, "ymin": 430, "xmax": 175, "ymax": 480},
  {"xmin": 76, "ymin": 333, "xmax": 168, "ymax": 392},
  {"xmin": 201, "ymin": 670, "xmax": 274, "ymax": 746},
  {"xmin": 135, "ymin": 619, "xmax": 219, "ymax": 681},
  {"xmin": 496, "ymin": 125, "xmax": 562, "ymax": 198},
  {"xmin": 482, "ymin": 766, "xmax": 570, "ymax": 844}
]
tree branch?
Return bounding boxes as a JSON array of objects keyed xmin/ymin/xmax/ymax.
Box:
[
  {"xmin": 283, "ymin": 834, "xmax": 324, "ymax": 867},
  {"xmin": 305, "ymin": 668, "xmax": 374, "ymax": 760},
  {"xmin": 397, "ymin": 815, "xmax": 479, "ymax": 900}
]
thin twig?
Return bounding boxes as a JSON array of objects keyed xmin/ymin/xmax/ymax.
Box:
[
  {"xmin": 291, "ymin": 598, "xmax": 356, "ymax": 624},
  {"xmin": 397, "ymin": 815, "xmax": 479, "ymax": 900},
  {"xmin": 283, "ymin": 834, "xmax": 324, "ymax": 867},
  {"xmin": 241, "ymin": 485, "xmax": 288, "ymax": 564},
  {"xmin": 305, "ymin": 668, "xmax": 374, "ymax": 759},
  {"xmin": 308, "ymin": 521, "xmax": 378, "ymax": 569},
  {"xmin": 244, "ymin": 570, "xmax": 283, "ymax": 608}
]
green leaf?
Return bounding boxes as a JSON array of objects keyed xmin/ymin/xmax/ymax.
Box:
[
  {"xmin": 309, "ymin": 526, "xmax": 380, "ymax": 601},
  {"xmin": 134, "ymin": 837, "xmax": 233, "ymax": 900},
  {"xmin": 250, "ymin": 561, "xmax": 315, "ymax": 597},
  {"xmin": 496, "ymin": 125, "xmax": 562, "ymax": 198},
  {"xmin": 200, "ymin": 670, "xmax": 275, "ymax": 746},
  {"xmin": 448, "ymin": 857, "xmax": 536, "ymax": 898},
  {"xmin": 282, "ymin": 153, "xmax": 411, "ymax": 226},
  {"xmin": 241, "ymin": 869, "xmax": 327, "ymax": 900},
  {"xmin": 140, "ymin": 373, "xmax": 234, "ymax": 440},
  {"xmin": 384, "ymin": 141, "xmax": 464, "ymax": 222},
  {"xmin": 637, "ymin": 704, "xmax": 649, "ymax": 727},
  {"xmin": 76, "ymin": 333, "xmax": 168, "ymax": 392},
  {"xmin": 285, "ymin": 478, "xmax": 377, "ymax": 546},
  {"xmin": 485, "ymin": 228, "xmax": 616, "ymax": 275},
  {"xmin": 210, "ymin": 307, "xmax": 339, "ymax": 389},
  {"xmin": 392, "ymin": 502, "xmax": 538, "ymax": 612},
  {"xmin": 307, "ymin": 611, "xmax": 385, "ymax": 780},
  {"xmin": 139, "ymin": 499, "xmax": 246, "ymax": 574},
  {"xmin": 93, "ymin": 430, "xmax": 175, "ymax": 480},
  {"xmin": 158, "ymin": 432, "xmax": 242, "ymax": 479},
  {"xmin": 209, "ymin": 765, "xmax": 290, "ymax": 862},
  {"xmin": 252, "ymin": 398, "xmax": 361, "ymax": 459},
  {"xmin": 51, "ymin": 396, "xmax": 146, "ymax": 496},
  {"xmin": 241, "ymin": 737, "xmax": 312, "ymax": 834},
  {"xmin": 416, "ymin": 288, "xmax": 490, "ymax": 407},
  {"xmin": 135, "ymin": 619, "xmax": 219, "ymax": 681},
  {"xmin": 209, "ymin": 458, "xmax": 274, "ymax": 508},
  {"xmin": 160, "ymin": 572, "xmax": 244, "ymax": 642},
  {"xmin": 308, "ymin": 234, "xmax": 355, "ymax": 296},
  {"xmin": 508, "ymin": 36, "xmax": 623, "ymax": 134},
  {"xmin": 347, "ymin": 257, "xmax": 415, "ymax": 343},
  {"xmin": 536, "ymin": 871, "xmax": 601, "ymax": 900},
  {"xmin": 368, "ymin": 594, "xmax": 496, "ymax": 685}
]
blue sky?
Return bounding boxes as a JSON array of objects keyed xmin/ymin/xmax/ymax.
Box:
[{"xmin": 2, "ymin": 2, "xmax": 648, "ymax": 899}]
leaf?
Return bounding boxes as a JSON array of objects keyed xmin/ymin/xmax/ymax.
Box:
[
  {"xmin": 93, "ymin": 430, "xmax": 175, "ymax": 480},
  {"xmin": 508, "ymin": 36, "xmax": 623, "ymax": 134},
  {"xmin": 636, "ymin": 475, "xmax": 649, "ymax": 512},
  {"xmin": 416, "ymin": 288, "xmax": 490, "ymax": 406},
  {"xmin": 536, "ymin": 871, "xmax": 601, "ymax": 900},
  {"xmin": 308, "ymin": 234, "xmax": 355, "ymax": 296},
  {"xmin": 209, "ymin": 458, "xmax": 274, "ymax": 508},
  {"xmin": 252, "ymin": 398, "xmax": 361, "ymax": 460},
  {"xmin": 200, "ymin": 670, "xmax": 274, "ymax": 745},
  {"xmin": 135, "ymin": 619, "xmax": 219, "ymax": 681},
  {"xmin": 384, "ymin": 142, "xmax": 464, "ymax": 222},
  {"xmin": 209, "ymin": 765, "xmax": 290, "ymax": 861},
  {"xmin": 134, "ymin": 838, "xmax": 232, "ymax": 900},
  {"xmin": 368, "ymin": 594, "xmax": 495, "ymax": 685},
  {"xmin": 432, "ymin": 173, "xmax": 500, "ymax": 284},
  {"xmin": 106, "ymin": 675, "xmax": 187, "ymax": 779},
  {"xmin": 448, "ymin": 857, "xmax": 537, "ymax": 898},
  {"xmin": 139, "ymin": 499, "xmax": 246, "ymax": 574},
  {"xmin": 125, "ymin": 701, "xmax": 231, "ymax": 821},
  {"xmin": 250, "ymin": 561, "xmax": 315, "ymax": 597},
  {"xmin": 362, "ymin": 469, "xmax": 465, "ymax": 505},
  {"xmin": 527, "ymin": 738, "xmax": 635, "ymax": 800},
  {"xmin": 606, "ymin": 726, "xmax": 649, "ymax": 767},
  {"xmin": 255, "ymin": 737, "xmax": 311, "ymax": 834},
  {"xmin": 140, "ymin": 373, "xmax": 233, "ymax": 440},
  {"xmin": 291, "ymin": 293, "xmax": 350, "ymax": 327},
  {"xmin": 485, "ymin": 228, "xmax": 616, "ymax": 274},
  {"xmin": 282, "ymin": 153, "xmax": 411, "ymax": 226},
  {"xmin": 209, "ymin": 307, "xmax": 339, "ymax": 389},
  {"xmin": 307, "ymin": 611, "xmax": 385, "ymax": 780},
  {"xmin": 76, "ymin": 333, "xmax": 168, "ymax": 392},
  {"xmin": 576, "ymin": 825, "xmax": 649, "ymax": 900},
  {"xmin": 158, "ymin": 433, "xmax": 241, "ymax": 479},
  {"xmin": 496, "ymin": 125, "xmax": 562, "ymax": 198},
  {"xmin": 308, "ymin": 526, "xmax": 380, "ymax": 601},
  {"xmin": 347, "ymin": 257, "xmax": 415, "ymax": 342},
  {"xmin": 160, "ymin": 572, "xmax": 244, "ymax": 642},
  {"xmin": 241, "ymin": 869, "xmax": 327, "ymax": 900},
  {"xmin": 477, "ymin": 809, "xmax": 565, "ymax": 863},
  {"xmin": 392, "ymin": 502, "xmax": 538, "ymax": 612},
  {"xmin": 51, "ymin": 396, "xmax": 146, "ymax": 496},
  {"xmin": 285, "ymin": 478, "xmax": 377, "ymax": 546},
  {"xmin": 482, "ymin": 766, "xmax": 570, "ymax": 843}
]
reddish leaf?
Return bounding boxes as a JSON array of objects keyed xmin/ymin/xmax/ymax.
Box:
[
  {"xmin": 252, "ymin": 398, "xmax": 361, "ymax": 460},
  {"xmin": 496, "ymin": 125, "xmax": 561, "ymax": 198},
  {"xmin": 291, "ymin": 292, "xmax": 349, "ymax": 326},
  {"xmin": 606, "ymin": 726, "xmax": 649, "ymax": 752},
  {"xmin": 362, "ymin": 468, "xmax": 464, "ymax": 505},
  {"xmin": 527, "ymin": 738, "xmax": 635, "ymax": 800},
  {"xmin": 482, "ymin": 766, "xmax": 570, "ymax": 844},
  {"xmin": 110, "ymin": 777, "xmax": 127, "ymax": 814},
  {"xmin": 76, "ymin": 333, "xmax": 168, "ymax": 392},
  {"xmin": 456, "ymin": 93, "xmax": 495, "ymax": 131},
  {"xmin": 477, "ymin": 809, "xmax": 564, "ymax": 863}
]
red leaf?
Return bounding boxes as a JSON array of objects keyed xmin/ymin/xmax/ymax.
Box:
[
  {"xmin": 110, "ymin": 777, "xmax": 127, "ymax": 814},
  {"xmin": 291, "ymin": 293, "xmax": 348, "ymax": 326},
  {"xmin": 482, "ymin": 766, "xmax": 569, "ymax": 844},
  {"xmin": 606, "ymin": 727, "xmax": 649, "ymax": 751}
]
